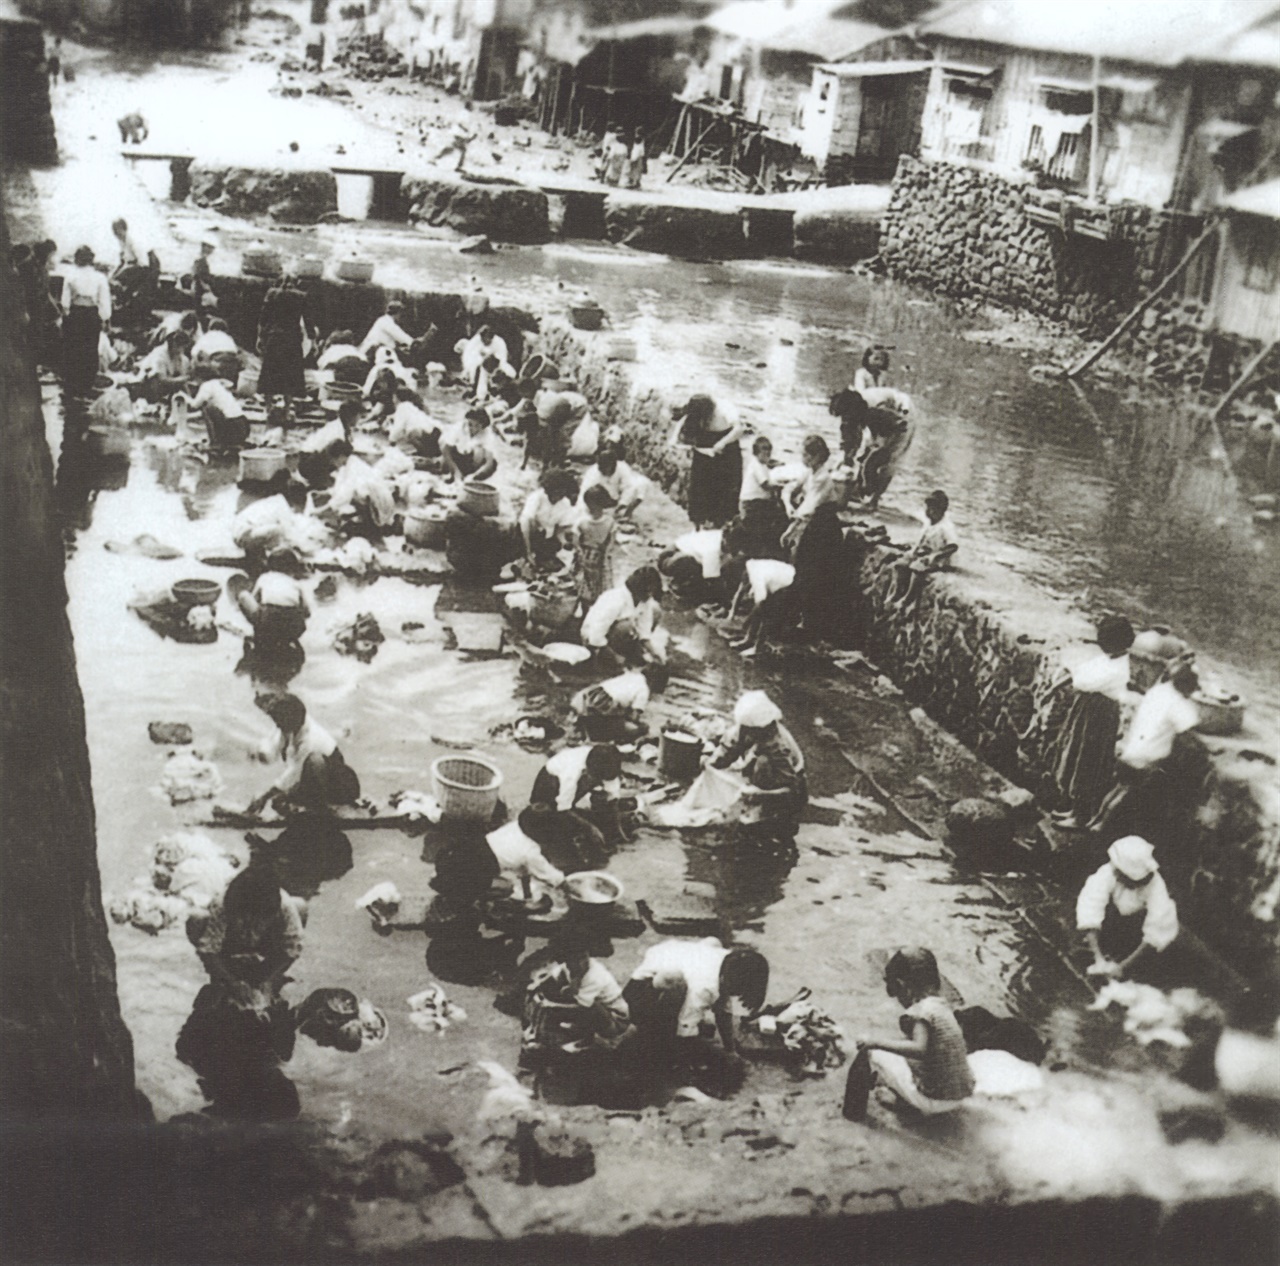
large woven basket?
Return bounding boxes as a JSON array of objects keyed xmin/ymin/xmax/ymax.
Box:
[{"xmin": 431, "ymin": 755, "xmax": 503, "ymax": 822}]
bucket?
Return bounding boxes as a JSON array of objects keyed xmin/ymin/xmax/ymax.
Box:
[
  {"xmin": 1193, "ymin": 690, "xmax": 1245, "ymax": 736},
  {"xmin": 405, "ymin": 506, "xmax": 448, "ymax": 549},
  {"xmin": 239, "ymin": 447, "xmax": 286, "ymax": 482},
  {"xmin": 236, "ymin": 368, "xmax": 259, "ymax": 398},
  {"xmin": 242, "ymin": 247, "xmax": 283, "ymax": 277},
  {"xmin": 659, "ymin": 728, "xmax": 702, "ymax": 782},
  {"xmin": 459, "ymin": 480, "xmax": 500, "ymax": 517},
  {"xmin": 569, "ymin": 303, "xmax": 605, "ymax": 331},
  {"xmin": 529, "ymin": 583, "xmax": 578, "ymax": 628},
  {"xmin": 431, "ymin": 755, "xmax": 503, "ymax": 822},
  {"xmin": 295, "ymin": 254, "xmax": 325, "ymax": 278},
  {"xmin": 171, "ymin": 578, "xmax": 222, "ymax": 609},
  {"xmin": 337, "ymin": 257, "xmax": 375, "ymax": 284},
  {"xmin": 322, "ymin": 379, "xmax": 362, "ymax": 404}
]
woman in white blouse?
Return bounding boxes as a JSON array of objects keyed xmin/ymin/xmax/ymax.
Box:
[{"xmin": 60, "ymin": 245, "xmax": 112, "ymax": 397}]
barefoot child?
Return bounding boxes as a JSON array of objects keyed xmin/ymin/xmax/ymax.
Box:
[
  {"xmin": 887, "ymin": 490, "xmax": 958, "ymax": 613},
  {"xmin": 574, "ymin": 482, "xmax": 617, "ymax": 607}
]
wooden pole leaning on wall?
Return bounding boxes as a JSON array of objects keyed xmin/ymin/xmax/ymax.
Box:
[
  {"xmin": 1067, "ymin": 221, "xmax": 1220, "ymax": 379},
  {"xmin": 1210, "ymin": 336, "xmax": 1280, "ymax": 422}
]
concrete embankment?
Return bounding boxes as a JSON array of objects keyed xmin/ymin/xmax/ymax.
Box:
[
  {"xmin": 538, "ymin": 317, "xmax": 1280, "ymax": 961},
  {"xmin": 183, "ymin": 162, "xmax": 886, "ymax": 264}
]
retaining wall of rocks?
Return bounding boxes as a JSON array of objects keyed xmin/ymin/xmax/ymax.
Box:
[
  {"xmin": 879, "ymin": 155, "xmax": 1262, "ymax": 387},
  {"xmin": 189, "ymin": 164, "xmax": 339, "ymax": 224},
  {"xmin": 403, "ymin": 174, "xmax": 551, "ymax": 244},
  {"xmin": 538, "ymin": 316, "xmax": 1280, "ymax": 959}
]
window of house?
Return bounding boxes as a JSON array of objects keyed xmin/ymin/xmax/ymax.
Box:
[
  {"xmin": 943, "ymin": 77, "xmax": 993, "ymax": 157},
  {"xmin": 1242, "ymin": 220, "xmax": 1279, "ymax": 292}
]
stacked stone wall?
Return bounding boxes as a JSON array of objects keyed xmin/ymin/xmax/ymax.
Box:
[{"xmin": 880, "ymin": 155, "xmax": 1254, "ymax": 387}]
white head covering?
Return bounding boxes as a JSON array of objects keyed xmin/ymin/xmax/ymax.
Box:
[
  {"xmin": 733, "ymin": 690, "xmax": 781, "ymax": 730},
  {"xmin": 1109, "ymin": 835, "xmax": 1158, "ymax": 881}
]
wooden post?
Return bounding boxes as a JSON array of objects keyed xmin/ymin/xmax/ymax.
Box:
[
  {"xmin": 1067, "ymin": 221, "xmax": 1220, "ymax": 378},
  {"xmin": 1088, "ymin": 53, "xmax": 1100, "ymax": 204},
  {"xmin": 1211, "ymin": 336, "xmax": 1279, "ymax": 421},
  {"xmin": 666, "ymin": 115, "xmax": 719, "ymax": 182}
]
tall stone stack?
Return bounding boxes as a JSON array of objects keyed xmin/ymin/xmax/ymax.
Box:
[
  {"xmin": 0, "ymin": 19, "xmax": 57, "ymax": 167},
  {"xmin": 880, "ymin": 155, "xmax": 1206, "ymax": 353}
]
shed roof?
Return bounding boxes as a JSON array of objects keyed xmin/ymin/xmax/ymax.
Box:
[
  {"xmin": 704, "ymin": 0, "xmax": 885, "ymax": 57},
  {"xmin": 919, "ymin": 0, "xmax": 1280, "ymax": 68},
  {"xmin": 1220, "ymin": 179, "xmax": 1280, "ymax": 221}
]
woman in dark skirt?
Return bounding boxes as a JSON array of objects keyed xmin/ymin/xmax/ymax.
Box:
[
  {"xmin": 669, "ymin": 394, "xmax": 744, "ymax": 529},
  {"xmin": 59, "ymin": 245, "xmax": 111, "ymax": 398},
  {"xmin": 792, "ymin": 500, "xmax": 852, "ymax": 646},
  {"xmin": 256, "ymin": 277, "xmax": 308, "ymax": 400},
  {"xmin": 1051, "ymin": 615, "xmax": 1135, "ymax": 830}
]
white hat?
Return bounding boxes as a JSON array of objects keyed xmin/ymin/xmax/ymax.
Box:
[
  {"xmin": 1109, "ymin": 835, "xmax": 1158, "ymax": 881},
  {"xmin": 733, "ymin": 690, "xmax": 781, "ymax": 730}
]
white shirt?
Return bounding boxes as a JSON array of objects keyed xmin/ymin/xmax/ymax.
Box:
[
  {"xmin": 61, "ymin": 266, "xmax": 112, "ymax": 319},
  {"xmin": 581, "ymin": 585, "xmax": 636, "ymax": 648},
  {"xmin": 792, "ymin": 459, "xmax": 840, "ymax": 521},
  {"xmin": 300, "ymin": 418, "xmax": 347, "ymax": 454},
  {"xmin": 1120, "ymin": 682, "xmax": 1199, "ymax": 770},
  {"xmin": 253, "ymin": 571, "xmax": 307, "ymax": 610},
  {"xmin": 445, "ymin": 425, "xmax": 495, "ymax": 464},
  {"xmin": 485, "ymin": 821, "xmax": 565, "ymax": 890},
  {"xmin": 459, "ymin": 333, "xmax": 510, "ymax": 380},
  {"xmin": 674, "ymin": 529, "xmax": 722, "ymax": 580},
  {"xmin": 631, "ymin": 938, "xmax": 729, "ymax": 1037},
  {"xmin": 191, "ymin": 329, "xmax": 238, "ymax": 360},
  {"xmin": 575, "ymin": 959, "xmax": 627, "ymax": 1018},
  {"xmin": 597, "ymin": 670, "xmax": 650, "ymax": 711},
  {"xmin": 278, "ymin": 717, "xmax": 338, "ymax": 793},
  {"xmin": 916, "ymin": 513, "xmax": 959, "ymax": 555},
  {"xmin": 1071, "ymin": 652, "xmax": 1130, "ymax": 702},
  {"xmin": 542, "ymin": 745, "xmax": 594, "ymax": 811},
  {"xmin": 359, "ymin": 313, "xmax": 414, "ymax": 357},
  {"xmin": 191, "ymin": 378, "xmax": 244, "ymax": 418},
  {"xmin": 740, "ymin": 455, "xmax": 782, "ymax": 503},
  {"xmin": 581, "ymin": 460, "xmax": 644, "ymax": 509},
  {"xmin": 852, "ymin": 366, "xmax": 880, "ymax": 393},
  {"xmin": 139, "ymin": 343, "xmax": 190, "ymax": 379},
  {"xmin": 1075, "ymin": 863, "xmax": 1179, "ymax": 951},
  {"xmin": 388, "ymin": 400, "xmax": 437, "ymax": 446},
  {"xmin": 746, "ymin": 558, "xmax": 795, "ymax": 605},
  {"xmin": 318, "ymin": 342, "xmax": 364, "ymax": 369},
  {"xmin": 520, "ymin": 488, "xmax": 578, "ymax": 539}
]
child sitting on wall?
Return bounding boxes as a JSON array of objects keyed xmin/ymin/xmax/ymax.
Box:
[{"xmin": 886, "ymin": 490, "xmax": 958, "ymax": 614}]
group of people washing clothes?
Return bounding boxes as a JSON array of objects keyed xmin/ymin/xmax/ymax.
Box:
[{"xmin": 26, "ymin": 236, "xmax": 1270, "ymax": 1124}]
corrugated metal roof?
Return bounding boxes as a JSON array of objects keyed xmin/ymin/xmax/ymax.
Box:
[
  {"xmin": 1220, "ymin": 178, "xmax": 1280, "ymax": 220},
  {"xmin": 920, "ymin": 0, "xmax": 1280, "ymax": 67}
]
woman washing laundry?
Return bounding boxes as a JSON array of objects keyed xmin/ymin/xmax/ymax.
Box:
[
  {"xmin": 317, "ymin": 329, "xmax": 369, "ymax": 385},
  {"xmin": 235, "ymin": 558, "xmax": 310, "ymax": 649},
  {"xmin": 579, "ymin": 444, "xmax": 648, "ymax": 521},
  {"xmin": 738, "ymin": 434, "xmax": 790, "ymax": 558},
  {"xmin": 529, "ymin": 742, "xmax": 627, "ymax": 858},
  {"xmin": 850, "ymin": 393, "xmax": 914, "ymax": 509},
  {"xmin": 184, "ymin": 376, "xmax": 250, "ymax": 449},
  {"xmin": 780, "ymin": 434, "xmax": 842, "ymax": 555},
  {"xmin": 1076, "ymin": 836, "xmax": 1180, "ymax": 983},
  {"xmin": 670, "ymin": 394, "xmax": 744, "ymax": 530},
  {"xmin": 570, "ymin": 664, "xmax": 669, "ymax": 741},
  {"xmin": 359, "ymin": 300, "xmax": 415, "ymax": 360},
  {"xmin": 580, "ymin": 565, "xmax": 667, "ymax": 666},
  {"xmin": 442, "ymin": 407, "xmax": 499, "ymax": 483},
  {"xmin": 246, "ymin": 693, "xmax": 360, "ymax": 816},
  {"xmin": 519, "ymin": 467, "xmax": 580, "ymax": 569},
  {"xmin": 711, "ymin": 690, "xmax": 806, "ymax": 842}
]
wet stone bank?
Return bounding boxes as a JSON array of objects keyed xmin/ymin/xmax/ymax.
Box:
[{"xmin": 539, "ymin": 318, "xmax": 1280, "ymax": 961}]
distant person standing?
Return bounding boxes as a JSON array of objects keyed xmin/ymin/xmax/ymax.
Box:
[
  {"xmin": 625, "ymin": 128, "xmax": 647, "ymax": 190},
  {"xmin": 60, "ymin": 245, "xmax": 111, "ymax": 398},
  {"xmin": 46, "ymin": 35, "xmax": 62, "ymax": 86},
  {"xmin": 256, "ymin": 275, "xmax": 308, "ymax": 402}
]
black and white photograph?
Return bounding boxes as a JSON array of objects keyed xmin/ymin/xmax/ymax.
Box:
[{"xmin": 1, "ymin": 0, "xmax": 1278, "ymax": 1261}]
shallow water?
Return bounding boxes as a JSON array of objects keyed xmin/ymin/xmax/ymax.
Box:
[{"xmin": 176, "ymin": 211, "xmax": 1280, "ymax": 720}]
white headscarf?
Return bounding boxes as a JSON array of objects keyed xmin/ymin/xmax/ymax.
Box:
[
  {"xmin": 1109, "ymin": 835, "xmax": 1158, "ymax": 881},
  {"xmin": 733, "ymin": 690, "xmax": 781, "ymax": 730}
]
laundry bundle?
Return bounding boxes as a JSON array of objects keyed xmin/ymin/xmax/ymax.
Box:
[
  {"xmin": 1090, "ymin": 980, "xmax": 1218, "ymax": 1049},
  {"xmin": 407, "ymin": 983, "xmax": 468, "ymax": 1033},
  {"xmin": 758, "ymin": 993, "xmax": 847, "ymax": 1074},
  {"xmin": 158, "ymin": 750, "xmax": 224, "ymax": 805}
]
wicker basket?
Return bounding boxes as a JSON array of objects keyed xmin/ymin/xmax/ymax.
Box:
[
  {"xmin": 459, "ymin": 480, "xmax": 501, "ymax": 517},
  {"xmin": 431, "ymin": 755, "xmax": 503, "ymax": 822}
]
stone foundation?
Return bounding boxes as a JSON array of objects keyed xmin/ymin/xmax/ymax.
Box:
[
  {"xmin": 189, "ymin": 164, "xmax": 339, "ymax": 224},
  {"xmin": 403, "ymin": 174, "xmax": 551, "ymax": 243},
  {"xmin": 535, "ymin": 317, "xmax": 1280, "ymax": 960},
  {"xmin": 603, "ymin": 198, "xmax": 749, "ymax": 260},
  {"xmin": 793, "ymin": 206, "xmax": 880, "ymax": 264}
]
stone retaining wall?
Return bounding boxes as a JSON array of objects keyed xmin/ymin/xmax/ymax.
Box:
[
  {"xmin": 879, "ymin": 156, "xmax": 1262, "ymax": 387},
  {"xmin": 537, "ymin": 317, "xmax": 1280, "ymax": 960},
  {"xmin": 403, "ymin": 175, "xmax": 551, "ymax": 244},
  {"xmin": 189, "ymin": 164, "xmax": 339, "ymax": 224}
]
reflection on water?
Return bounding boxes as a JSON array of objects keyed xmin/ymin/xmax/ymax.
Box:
[{"xmin": 188, "ymin": 213, "xmax": 1277, "ymax": 709}]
